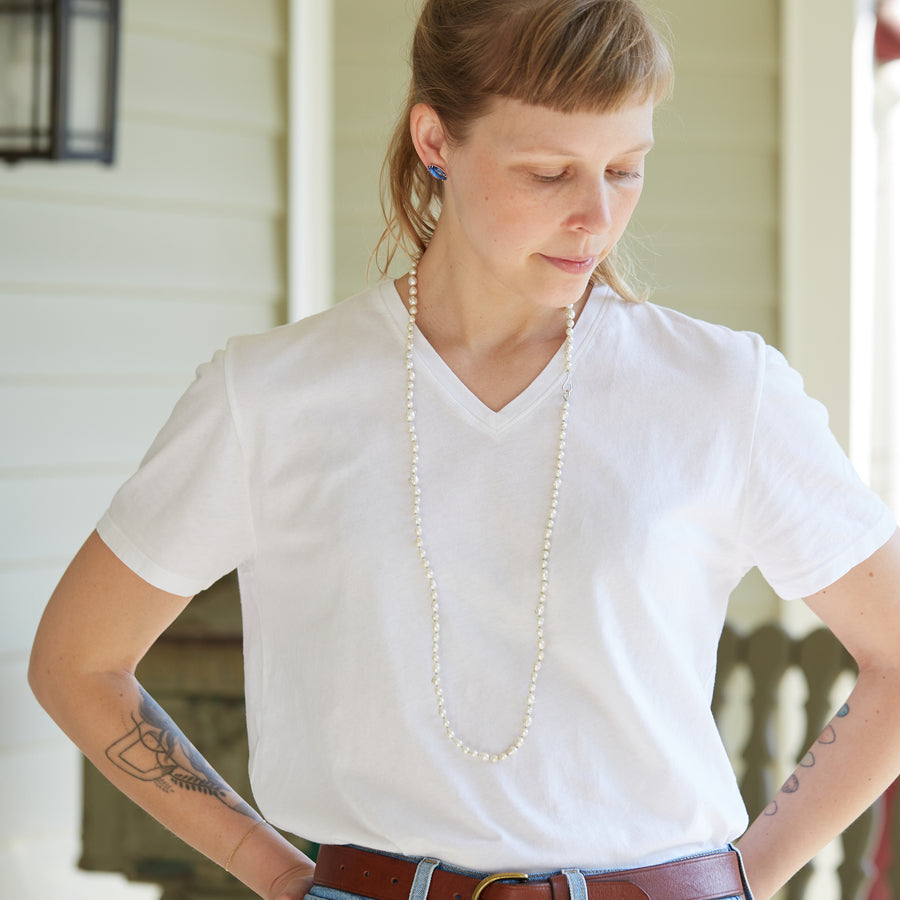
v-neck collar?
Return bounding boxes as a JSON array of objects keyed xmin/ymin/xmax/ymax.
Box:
[{"xmin": 379, "ymin": 279, "xmax": 611, "ymax": 433}]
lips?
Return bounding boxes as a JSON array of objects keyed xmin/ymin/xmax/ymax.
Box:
[{"xmin": 540, "ymin": 254, "xmax": 599, "ymax": 275}]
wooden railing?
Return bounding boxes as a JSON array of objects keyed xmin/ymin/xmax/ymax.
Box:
[{"xmin": 714, "ymin": 624, "xmax": 898, "ymax": 900}]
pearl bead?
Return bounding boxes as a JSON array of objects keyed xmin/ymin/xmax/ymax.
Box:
[{"xmin": 405, "ymin": 257, "xmax": 574, "ymax": 763}]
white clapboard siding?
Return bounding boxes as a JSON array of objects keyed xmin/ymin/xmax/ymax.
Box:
[
  {"xmin": 124, "ymin": 0, "xmax": 285, "ymax": 49},
  {"xmin": 122, "ymin": 32, "xmax": 284, "ymax": 130},
  {"xmin": 662, "ymin": 0, "xmax": 779, "ymax": 66},
  {"xmin": 1, "ymin": 292, "xmax": 279, "ymax": 377},
  {"xmin": 0, "ymin": 383, "xmax": 192, "ymax": 471},
  {"xmin": 0, "ymin": 658, "xmax": 63, "ymax": 751},
  {"xmin": 0, "ymin": 472, "xmax": 134, "ymax": 570},
  {"xmin": 0, "ymin": 200, "xmax": 282, "ymax": 293},
  {"xmin": 0, "ymin": 1, "xmax": 287, "ymax": 896},
  {"xmin": 0, "ymin": 120, "xmax": 285, "ymax": 213},
  {"xmin": 633, "ymin": 0, "xmax": 780, "ymax": 341},
  {"xmin": 333, "ymin": 0, "xmax": 415, "ymax": 301},
  {"xmin": 0, "ymin": 744, "xmax": 83, "ymax": 844},
  {"xmin": 0, "ymin": 567, "xmax": 62, "ymax": 657}
]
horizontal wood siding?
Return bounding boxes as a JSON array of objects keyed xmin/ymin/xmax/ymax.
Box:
[
  {"xmin": 631, "ymin": 0, "xmax": 780, "ymax": 340},
  {"xmin": 332, "ymin": 0, "xmax": 415, "ymax": 300},
  {"xmin": 0, "ymin": 1, "xmax": 287, "ymax": 895}
]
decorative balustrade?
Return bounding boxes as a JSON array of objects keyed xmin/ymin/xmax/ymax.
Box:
[{"xmin": 714, "ymin": 623, "xmax": 897, "ymax": 900}]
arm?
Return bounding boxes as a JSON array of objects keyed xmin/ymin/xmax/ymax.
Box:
[
  {"xmin": 28, "ymin": 531, "xmax": 315, "ymax": 900},
  {"xmin": 734, "ymin": 529, "xmax": 900, "ymax": 900}
]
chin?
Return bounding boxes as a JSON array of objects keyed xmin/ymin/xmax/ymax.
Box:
[{"xmin": 534, "ymin": 280, "xmax": 591, "ymax": 312}]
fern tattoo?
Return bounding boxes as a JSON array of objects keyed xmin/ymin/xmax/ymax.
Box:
[{"xmin": 105, "ymin": 687, "xmax": 255, "ymax": 818}]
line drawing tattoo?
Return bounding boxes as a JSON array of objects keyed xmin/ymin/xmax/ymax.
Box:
[
  {"xmin": 781, "ymin": 774, "xmax": 800, "ymax": 794},
  {"xmin": 815, "ymin": 703, "xmax": 849, "ymax": 745},
  {"xmin": 105, "ymin": 687, "xmax": 255, "ymax": 819},
  {"xmin": 765, "ymin": 704, "xmax": 850, "ymax": 817}
]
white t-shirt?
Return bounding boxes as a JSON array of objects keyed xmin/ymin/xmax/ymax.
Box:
[{"xmin": 97, "ymin": 282, "xmax": 895, "ymax": 873}]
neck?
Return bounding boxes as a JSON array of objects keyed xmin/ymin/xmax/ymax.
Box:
[
  {"xmin": 395, "ymin": 241, "xmax": 589, "ymax": 412},
  {"xmin": 394, "ymin": 238, "xmax": 589, "ymax": 357}
]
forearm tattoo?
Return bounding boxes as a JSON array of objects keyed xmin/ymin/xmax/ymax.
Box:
[
  {"xmin": 763, "ymin": 703, "xmax": 850, "ymax": 817},
  {"xmin": 105, "ymin": 687, "xmax": 255, "ymax": 819}
]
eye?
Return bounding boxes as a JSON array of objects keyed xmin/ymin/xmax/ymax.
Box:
[
  {"xmin": 531, "ymin": 169, "xmax": 568, "ymax": 183},
  {"xmin": 608, "ymin": 168, "xmax": 643, "ymax": 181}
]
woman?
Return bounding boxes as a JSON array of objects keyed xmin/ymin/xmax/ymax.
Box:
[{"xmin": 28, "ymin": 2, "xmax": 900, "ymax": 899}]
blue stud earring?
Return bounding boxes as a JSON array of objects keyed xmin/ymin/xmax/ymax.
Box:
[{"xmin": 427, "ymin": 164, "xmax": 447, "ymax": 182}]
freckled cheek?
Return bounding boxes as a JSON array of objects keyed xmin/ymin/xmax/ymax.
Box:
[
  {"xmin": 612, "ymin": 193, "xmax": 643, "ymax": 238},
  {"xmin": 475, "ymin": 189, "xmax": 536, "ymax": 241}
]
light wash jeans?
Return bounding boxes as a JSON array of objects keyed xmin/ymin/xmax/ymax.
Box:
[{"xmin": 306, "ymin": 845, "xmax": 753, "ymax": 900}]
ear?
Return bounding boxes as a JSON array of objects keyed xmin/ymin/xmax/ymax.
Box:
[{"xmin": 409, "ymin": 103, "xmax": 449, "ymax": 172}]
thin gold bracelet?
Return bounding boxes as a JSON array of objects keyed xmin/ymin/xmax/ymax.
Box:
[{"xmin": 225, "ymin": 818, "xmax": 268, "ymax": 874}]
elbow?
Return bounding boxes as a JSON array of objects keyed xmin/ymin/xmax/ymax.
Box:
[
  {"xmin": 29, "ymin": 623, "xmax": 137, "ymax": 723},
  {"xmin": 852, "ymin": 660, "xmax": 900, "ymax": 711},
  {"xmin": 27, "ymin": 632, "xmax": 59, "ymax": 712},
  {"xmin": 27, "ymin": 621, "xmax": 81, "ymax": 718},
  {"xmin": 856, "ymin": 659, "xmax": 900, "ymax": 682}
]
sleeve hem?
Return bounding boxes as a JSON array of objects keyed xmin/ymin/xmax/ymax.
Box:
[
  {"xmin": 96, "ymin": 512, "xmax": 212, "ymax": 598},
  {"xmin": 767, "ymin": 511, "xmax": 898, "ymax": 601}
]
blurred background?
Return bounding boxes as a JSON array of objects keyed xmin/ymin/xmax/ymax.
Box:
[{"xmin": 1, "ymin": 0, "xmax": 898, "ymax": 897}]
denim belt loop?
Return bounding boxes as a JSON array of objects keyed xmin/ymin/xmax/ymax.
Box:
[
  {"xmin": 727, "ymin": 843, "xmax": 755, "ymax": 900},
  {"xmin": 562, "ymin": 869, "xmax": 589, "ymax": 900},
  {"xmin": 410, "ymin": 858, "xmax": 442, "ymax": 900}
]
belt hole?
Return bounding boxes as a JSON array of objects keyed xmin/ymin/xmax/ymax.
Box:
[
  {"xmin": 364, "ymin": 871, "xmax": 371, "ymax": 878},
  {"xmin": 454, "ymin": 894, "xmax": 462, "ymax": 899},
  {"xmin": 392, "ymin": 877, "xmax": 400, "ymax": 885}
]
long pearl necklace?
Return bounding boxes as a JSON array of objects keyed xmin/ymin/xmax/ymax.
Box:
[{"xmin": 404, "ymin": 260, "xmax": 575, "ymax": 762}]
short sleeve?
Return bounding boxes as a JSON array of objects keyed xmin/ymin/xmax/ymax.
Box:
[
  {"xmin": 740, "ymin": 346, "xmax": 896, "ymax": 600},
  {"xmin": 96, "ymin": 345, "xmax": 254, "ymax": 596}
]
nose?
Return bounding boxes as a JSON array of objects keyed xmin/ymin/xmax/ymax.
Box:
[{"xmin": 569, "ymin": 181, "xmax": 613, "ymax": 235}]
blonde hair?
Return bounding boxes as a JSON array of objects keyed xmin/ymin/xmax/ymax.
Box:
[{"xmin": 374, "ymin": 0, "xmax": 673, "ymax": 301}]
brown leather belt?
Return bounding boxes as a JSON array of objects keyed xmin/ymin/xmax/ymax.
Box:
[{"xmin": 314, "ymin": 844, "xmax": 746, "ymax": 900}]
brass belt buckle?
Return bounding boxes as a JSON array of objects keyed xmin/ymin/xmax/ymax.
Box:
[{"xmin": 471, "ymin": 873, "xmax": 529, "ymax": 900}]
